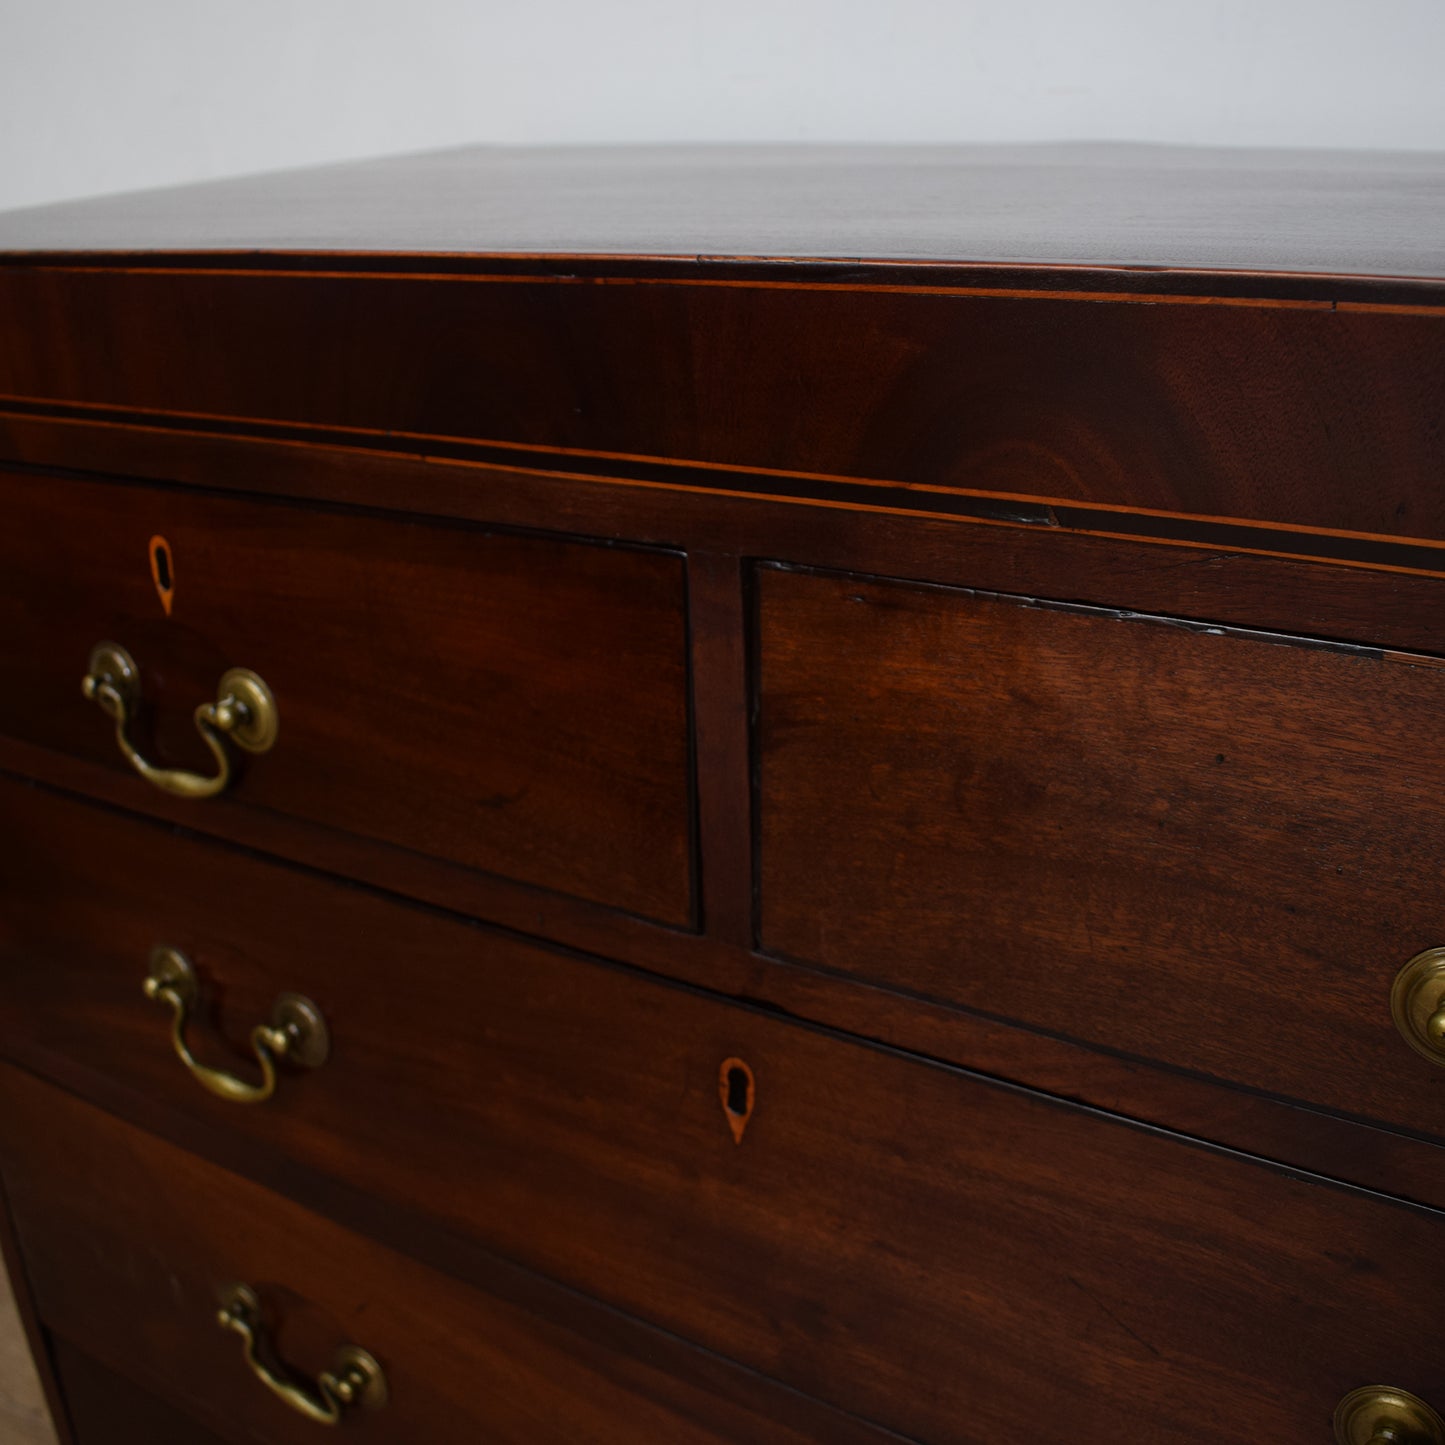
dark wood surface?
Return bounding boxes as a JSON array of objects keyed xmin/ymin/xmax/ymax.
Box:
[
  {"xmin": 48, "ymin": 1343, "xmax": 227, "ymax": 1445},
  {"xmin": 4, "ymin": 148, "xmax": 1445, "ymax": 1444},
  {"xmin": 0, "ymin": 1067, "xmax": 903, "ymax": 1445},
  {"xmin": 0, "ymin": 468, "xmax": 694, "ymax": 927},
  {"xmin": 8, "ymin": 414, "xmax": 1445, "ymax": 655},
  {"xmin": 757, "ymin": 563, "xmax": 1445, "ymax": 1142},
  {"xmin": 9, "ymin": 969, "xmax": 1445, "ymax": 1445},
  {"xmin": 14, "ymin": 760, "xmax": 1445, "ymax": 1224},
  {"xmin": 0, "ymin": 145, "xmax": 1442, "ymax": 280},
  {"xmin": 3, "ymin": 268, "xmax": 1445, "ymax": 548},
  {"xmin": 4, "ymin": 780, "xmax": 1445, "ymax": 1442},
  {"xmin": 9, "ymin": 416, "xmax": 1445, "ymax": 1210}
]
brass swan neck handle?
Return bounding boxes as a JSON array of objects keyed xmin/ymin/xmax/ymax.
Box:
[
  {"xmin": 216, "ymin": 1283, "xmax": 387, "ymax": 1425},
  {"xmin": 144, "ymin": 946, "xmax": 328, "ymax": 1105},
  {"xmin": 82, "ymin": 641, "xmax": 278, "ymax": 800}
]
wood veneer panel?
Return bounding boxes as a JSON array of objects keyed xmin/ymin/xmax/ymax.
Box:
[
  {"xmin": 50, "ymin": 1342, "xmax": 226, "ymax": 1445},
  {"xmin": 0, "ymin": 469, "xmax": 693, "ymax": 927},
  {"xmin": 12, "ymin": 760, "xmax": 1445, "ymax": 1221},
  {"xmin": 3, "ymin": 782, "xmax": 1445, "ymax": 1443},
  {"xmin": 1, "ymin": 268, "xmax": 1443, "ymax": 541},
  {"xmin": 0, "ymin": 144, "xmax": 1442, "ymax": 278},
  {"xmin": 756, "ymin": 563, "xmax": 1445, "ymax": 1141},
  {"xmin": 0, "ymin": 1070, "xmax": 903, "ymax": 1445}
]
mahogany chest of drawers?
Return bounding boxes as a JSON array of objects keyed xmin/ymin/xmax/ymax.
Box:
[{"xmin": 1, "ymin": 145, "xmax": 1444, "ymax": 1445}]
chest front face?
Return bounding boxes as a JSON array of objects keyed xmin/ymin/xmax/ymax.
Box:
[{"xmin": 2, "ymin": 146, "xmax": 1445, "ymax": 1445}]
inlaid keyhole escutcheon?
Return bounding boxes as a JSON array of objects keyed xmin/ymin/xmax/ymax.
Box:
[
  {"xmin": 719, "ymin": 1057, "xmax": 755, "ymax": 1144},
  {"xmin": 149, "ymin": 534, "xmax": 175, "ymax": 615}
]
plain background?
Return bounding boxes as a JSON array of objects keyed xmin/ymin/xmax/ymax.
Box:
[{"xmin": 3, "ymin": 0, "xmax": 1445, "ymax": 213}]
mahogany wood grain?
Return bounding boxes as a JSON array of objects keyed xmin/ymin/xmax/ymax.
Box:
[
  {"xmin": 1, "ymin": 266, "xmax": 1444, "ymax": 544},
  {"xmin": 687, "ymin": 551, "xmax": 754, "ymax": 946},
  {"xmin": 10, "ymin": 421, "xmax": 1445, "ymax": 657},
  {"xmin": 0, "ymin": 468, "xmax": 693, "ymax": 926},
  {"xmin": 0, "ymin": 1068, "xmax": 903, "ymax": 1445},
  {"xmin": 4, "ymin": 148, "xmax": 1445, "ymax": 1445},
  {"xmin": 7, "ymin": 428, "xmax": 1445, "ymax": 1208},
  {"xmin": 2, "ymin": 144, "xmax": 1442, "ymax": 279},
  {"xmin": 757, "ymin": 564, "xmax": 1445, "ymax": 1142},
  {"xmin": 49, "ymin": 1343, "xmax": 227, "ymax": 1445},
  {"xmin": 4, "ymin": 781, "xmax": 1445, "ymax": 1443},
  {"xmin": 12, "ymin": 764, "xmax": 1445, "ymax": 1221}
]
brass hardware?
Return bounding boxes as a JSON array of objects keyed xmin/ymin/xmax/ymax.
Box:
[
  {"xmin": 144, "ymin": 946, "xmax": 328, "ymax": 1105},
  {"xmin": 1335, "ymin": 1385, "xmax": 1445, "ymax": 1444},
  {"xmin": 81, "ymin": 641, "xmax": 278, "ymax": 799},
  {"xmin": 1390, "ymin": 947, "xmax": 1445, "ymax": 1065},
  {"xmin": 217, "ymin": 1283, "xmax": 387, "ymax": 1425}
]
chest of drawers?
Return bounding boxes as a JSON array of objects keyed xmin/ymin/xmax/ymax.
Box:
[{"xmin": 1, "ymin": 144, "xmax": 1444, "ymax": 1445}]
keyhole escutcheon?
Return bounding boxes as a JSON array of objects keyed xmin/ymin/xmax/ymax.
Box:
[
  {"xmin": 719, "ymin": 1057, "xmax": 755, "ymax": 1144},
  {"xmin": 150, "ymin": 534, "xmax": 175, "ymax": 615}
]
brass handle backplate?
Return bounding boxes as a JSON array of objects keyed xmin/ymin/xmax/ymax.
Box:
[
  {"xmin": 145, "ymin": 946, "xmax": 328, "ymax": 1105},
  {"xmin": 82, "ymin": 641, "xmax": 278, "ymax": 799},
  {"xmin": 1390, "ymin": 948, "xmax": 1445, "ymax": 1065},
  {"xmin": 217, "ymin": 1283, "xmax": 387, "ymax": 1425},
  {"xmin": 1335, "ymin": 1385, "xmax": 1445, "ymax": 1444}
]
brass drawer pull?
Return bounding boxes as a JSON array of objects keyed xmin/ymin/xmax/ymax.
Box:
[
  {"xmin": 217, "ymin": 1283, "xmax": 387, "ymax": 1425},
  {"xmin": 1390, "ymin": 947, "xmax": 1445, "ymax": 1065},
  {"xmin": 144, "ymin": 946, "xmax": 329, "ymax": 1105},
  {"xmin": 1335, "ymin": 1385, "xmax": 1445, "ymax": 1443},
  {"xmin": 81, "ymin": 641, "xmax": 278, "ymax": 799}
]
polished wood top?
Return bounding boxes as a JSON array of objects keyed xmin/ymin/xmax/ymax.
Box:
[{"xmin": 0, "ymin": 143, "xmax": 1442, "ymax": 281}]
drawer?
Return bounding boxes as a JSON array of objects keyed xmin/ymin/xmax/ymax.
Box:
[
  {"xmin": 6, "ymin": 782, "xmax": 1445, "ymax": 1443},
  {"xmin": 756, "ymin": 562, "xmax": 1445, "ymax": 1139},
  {"xmin": 0, "ymin": 1066, "xmax": 895, "ymax": 1445},
  {"xmin": 0, "ymin": 468, "xmax": 693, "ymax": 926},
  {"xmin": 50, "ymin": 1341, "xmax": 230, "ymax": 1445}
]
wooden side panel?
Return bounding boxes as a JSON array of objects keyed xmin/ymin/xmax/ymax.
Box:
[
  {"xmin": 2, "ymin": 267, "xmax": 1444, "ymax": 541},
  {"xmin": 0, "ymin": 469, "xmax": 693, "ymax": 926},
  {"xmin": 756, "ymin": 565, "xmax": 1445, "ymax": 1137}
]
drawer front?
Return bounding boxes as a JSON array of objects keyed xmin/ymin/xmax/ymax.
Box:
[
  {"xmin": 756, "ymin": 563, "xmax": 1445, "ymax": 1140},
  {"xmin": 0, "ymin": 1067, "xmax": 893, "ymax": 1445},
  {"xmin": 51, "ymin": 1341, "xmax": 231, "ymax": 1445},
  {"xmin": 5, "ymin": 784, "xmax": 1445, "ymax": 1443},
  {"xmin": 0, "ymin": 469, "xmax": 692, "ymax": 926}
]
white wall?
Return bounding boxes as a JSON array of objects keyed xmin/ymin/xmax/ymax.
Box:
[{"xmin": 3, "ymin": 0, "xmax": 1443, "ymax": 212}]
